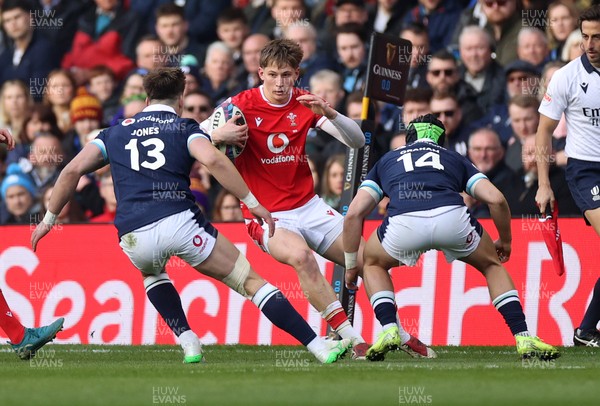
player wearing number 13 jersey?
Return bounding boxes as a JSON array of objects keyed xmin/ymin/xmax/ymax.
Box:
[
  {"xmin": 93, "ymin": 107, "xmax": 202, "ymax": 237},
  {"xmin": 343, "ymin": 114, "xmax": 560, "ymax": 361}
]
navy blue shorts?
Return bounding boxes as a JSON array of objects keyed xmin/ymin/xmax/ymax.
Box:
[{"xmin": 565, "ymin": 158, "xmax": 600, "ymax": 214}]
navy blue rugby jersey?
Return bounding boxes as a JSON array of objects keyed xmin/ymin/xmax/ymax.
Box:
[
  {"xmin": 360, "ymin": 140, "xmax": 487, "ymax": 216},
  {"xmin": 91, "ymin": 105, "xmax": 209, "ymax": 237}
]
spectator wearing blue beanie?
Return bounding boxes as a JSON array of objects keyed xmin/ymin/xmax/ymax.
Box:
[{"xmin": 1, "ymin": 168, "xmax": 39, "ymax": 224}]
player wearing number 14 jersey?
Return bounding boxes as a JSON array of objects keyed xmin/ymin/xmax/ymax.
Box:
[{"xmin": 343, "ymin": 114, "xmax": 559, "ymax": 361}]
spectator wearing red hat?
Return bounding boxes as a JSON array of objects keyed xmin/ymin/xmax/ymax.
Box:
[
  {"xmin": 63, "ymin": 87, "xmax": 103, "ymax": 161},
  {"xmin": 62, "ymin": 104, "xmax": 105, "ymax": 219}
]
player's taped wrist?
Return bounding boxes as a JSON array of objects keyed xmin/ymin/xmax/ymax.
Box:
[
  {"xmin": 241, "ymin": 191, "xmax": 259, "ymax": 209},
  {"xmin": 344, "ymin": 251, "xmax": 358, "ymax": 269},
  {"xmin": 42, "ymin": 211, "xmax": 57, "ymax": 226}
]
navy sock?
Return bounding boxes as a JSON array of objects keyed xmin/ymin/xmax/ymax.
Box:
[
  {"xmin": 493, "ymin": 290, "xmax": 528, "ymax": 335},
  {"xmin": 374, "ymin": 302, "xmax": 397, "ymax": 327},
  {"xmin": 370, "ymin": 291, "xmax": 397, "ymax": 327},
  {"xmin": 252, "ymin": 283, "xmax": 316, "ymax": 346},
  {"xmin": 580, "ymin": 277, "xmax": 600, "ymax": 331},
  {"xmin": 144, "ymin": 275, "xmax": 190, "ymax": 337}
]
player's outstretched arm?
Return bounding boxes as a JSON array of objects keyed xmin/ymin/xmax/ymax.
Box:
[
  {"xmin": 189, "ymin": 136, "xmax": 275, "ymax": 237},
  {"xmin": 31, "ymin": 143, "xmax": 107, "ymax": 251},
  {"xmin": 535, "ymin": 114, "xmax": 560, "ymax": 215},
  {"xmin": 298, "ymin": 94, "xmax": 365, "ymax": 149},
  {"xmin": 0, "ymin": 128, "xmax": 15, "ymax": 150},
  {"xmin": 343, "ymin": 189, "xmax": 378, "ymax": 289},
  {"xmin": 471, "ymin": 178, "xmax": 512, "ymax": 262}
]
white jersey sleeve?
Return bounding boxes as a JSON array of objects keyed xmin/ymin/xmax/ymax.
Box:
[{"xmin": 538, "ymin": 56, "xmax": 600, "ymax": 162}]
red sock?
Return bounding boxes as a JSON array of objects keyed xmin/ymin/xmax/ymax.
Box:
[
  {"xmin": 322, "ymin": 301, "xmax": 349, "ymax": 330},
  {"xmin": 0, "ymin": 290, "xmax": 25, "ymax": 343}
]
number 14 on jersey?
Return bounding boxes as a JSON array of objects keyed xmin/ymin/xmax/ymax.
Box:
[{"xmin": 397, "ymin": 151, "xmax": 445, "ymax": 172}]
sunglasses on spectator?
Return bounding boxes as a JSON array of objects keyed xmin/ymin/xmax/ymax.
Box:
[
  {"xmin": 483, "ymin": 0, "xmax": 508, "ymax": 7},
  {"xmin": 432, "ymin": 110, "xmax": 455, "ymax": 118},
  {"xmin": 429, "ymin": 69, "xmax": 455, "ymax": 77},
  {"xmin": 185, "ymin": 105, "xmax": 211, "ymax": 113}
]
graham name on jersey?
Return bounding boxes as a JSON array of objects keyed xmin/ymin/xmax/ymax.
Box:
[{"xmin": 399, "ymin": 145, "xmax": 442, "ymax": 154}]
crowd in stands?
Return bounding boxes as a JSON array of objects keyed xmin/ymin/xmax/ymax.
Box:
[{"xmin": 0, "ymin": 0, "xmax": 593, "ymax": 226}]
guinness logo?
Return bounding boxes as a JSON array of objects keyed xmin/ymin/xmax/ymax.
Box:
[{"xmin": 386, "ymin": 43, "xmax": 396, "ymax": 66}]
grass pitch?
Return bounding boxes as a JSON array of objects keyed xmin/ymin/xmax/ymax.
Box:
[{"xmin": 0, "ymin": 345, "xmax": 598, "ymax": 406}]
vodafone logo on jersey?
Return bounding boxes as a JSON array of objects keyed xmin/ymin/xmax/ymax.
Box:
[
  {"xmin": 122, "ymin": 118, "xmax": 136, "ymax": 126},
  {"xmin": 267, "ymin": 133, "xmax": 289, "ymax": 154}
]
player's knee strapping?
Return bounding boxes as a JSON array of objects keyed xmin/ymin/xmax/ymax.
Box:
[{"xmin": 222, "ymin": 254, "xmax": 252, "ymax": 299}]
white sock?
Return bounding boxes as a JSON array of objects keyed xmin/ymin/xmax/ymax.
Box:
[
  {"xmin": 395, "ymin": 313, "xmax": 412, "ymax": 344},
  {"xmin": 336, "ymin": 320, "xmax": 365, "ymax": 344},
  {"xmin": 306, "ymin": 336, "xmax": 326, "ymax": 355},
  {"xmin": 382, "ymin": 322, "xmax": 396, "ymax": 331},
  {"xmin": 178, "ymin": 329, "xmax": 199, "ymax": 346}
]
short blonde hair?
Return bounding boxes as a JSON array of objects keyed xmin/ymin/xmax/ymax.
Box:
[{"xmin": 561, "ymin": 29, "xmax": 582, "ymax": 61}]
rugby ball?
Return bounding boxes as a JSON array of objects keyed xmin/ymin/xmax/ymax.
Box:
[{"xmin": 210, "ymin": 101, "xmax": 246, "ymax": 160}]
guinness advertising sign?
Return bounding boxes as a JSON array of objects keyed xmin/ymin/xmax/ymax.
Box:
[{"xmin": 365, "ymin": 33, "xmax": 412, "ymax": 105}]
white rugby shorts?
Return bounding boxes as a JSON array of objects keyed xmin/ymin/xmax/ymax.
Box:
[
  {"xmin": 119, "ymin": 208, "xmax": 217, "ymax": 275},
  {"xmin": 378, "ymin": 205, "xmax": 481, "ymax": 266},
  {"xmin": 246, "ymin": 195, "xmax": 343, "ymax": 255}
]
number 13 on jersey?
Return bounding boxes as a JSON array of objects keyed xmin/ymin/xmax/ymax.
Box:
[{"xmin": 125, "ymin": 138, "xmax": 166, "ymax": 171}]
